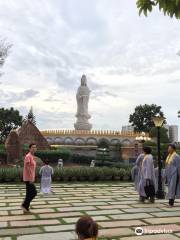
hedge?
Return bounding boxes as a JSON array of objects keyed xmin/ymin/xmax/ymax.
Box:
[
  {"xmin": 70, "ymin": 154, "xmax": 94, "ymax": 165},
  {"xmin": 0, "ymin": 148, "xmax": 7, "ymax": 163},
  {"xmin": 0, "ymin": 166, "xmax": 131, "ymax": 183},
  {"xmin": 96, "ymin": 160, "xmax": 133, "ymax": 169},
  {"xmin": 35, "ymin": 149, "xmax": 71, "ymax": 163}
]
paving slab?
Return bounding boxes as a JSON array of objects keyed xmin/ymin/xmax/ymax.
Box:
[
  {"xmin": 123, "ymin": 208, "xmax": 161, "ymax": 213},
  {"xmin": 0, "ymin": 211, "xmax": 8, "ymax": 216},
  {"xmin": 108, "ymin": 201, "xmax": 138, "ymax": 205},
  {"xmin": 17, "ymin": 232, "xmax": 74, "ymax": 240},
  {"xmin": 39, "ymin": 212, "xmax": 83, "ymax": 219},
  {"xmin": 86, "ymin": 209, "xmax": 123, "ymax": 215},
  {"xmin": 0, "ymin": 227, "xmax": 42, "ymax": 236},
  {"xmin": 63, "ymin": 215, "xmax": 110, "ymax": 223},
  {"xmin": 99, "ymin": 220, "xmax": 147, "ymax": 228},
  {"xmin": 10, "ymin": 219, "xmax": 60, "ymax": 227},
  {"xmin": 0, "ymin": 238, "xmax": 11, "ymax": 240},
  {"xmin": 0, "ymin": 215, "xmax": 35, "ymax": 222},
  {"xmin": 10, "ymin": 208, "xmax": 55, "ymax": 215},
  {"xmin": 97, "ymin": 204, "xmax": 131, "ymax": 209},
  {"xmin": 151, "ymin": 211, "xmax": 180, "ymax": 217},
  {"xmin": 71, "ymin": 201, "xmax": 107, "ymax": 206},
  {"xmin": 44, "ymin": 224, "xmax": 74, "ymax": 232},
  {"xmin": 0, "ymin": 222, "xmax": 7, "ymax": 228},
  {"xmin": 110, "ymin": 213, "xmax": 153, "ymax": 220},
  {"xmin": 32, "ymin": 203, "xmax": 71, "ymax": 209},
  {"xmin": 99, "ymin": 227, "xmax": 134, "ymax": 238},
  {"xmin": 121, "ymin": 234, "xmax": 179, "ymax": 240},
  {"xmin": 161, "ymin": 206, "xmax": 180, "ymax": 211},
  {"xmin": 131, "ymin": 203, "xmax": 166, "ymax": 208},
  {"xmin": 144, "ymin": 217, "xmax": 180, "ymax": 224},
  {"xmin": 56, "ymin": 206, "xmax": 97, "ymax": 212}
]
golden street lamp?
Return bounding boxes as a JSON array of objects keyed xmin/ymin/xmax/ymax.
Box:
[
  {"xmin": 152, "ymin": 116, "xmax": 164, "ymax": 128},
  {"xmin": 152, "ymin": 116, "xmax": 165, "ymax": 199}
]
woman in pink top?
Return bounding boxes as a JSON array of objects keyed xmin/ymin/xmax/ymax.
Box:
[{"xmin": 21, "ymin": 143, "xmax": 37, "ymax": 212}]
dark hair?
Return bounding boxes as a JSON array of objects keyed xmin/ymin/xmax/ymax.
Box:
[
  {"xmin": 44, "ymin": 159, "xmax": 50, "ymax": 165},
  {"xmin": 29, "ymin": 143, "xmax": 36, "ymax": 149},
  {"xmin": 143, "ymin": 146, "xmax": 152, "ymax": 154},
  {"xmin": 168, "ymin": 143, "xmax": 176, "ymax": 150},
  {"xmin": 75, "ymin": 216, "xmax": 98, "ymax": 239}
]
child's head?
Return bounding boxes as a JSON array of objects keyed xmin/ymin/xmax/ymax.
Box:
[
  {"xmin": 44, "ymin": 159, "xmax": 49, "ymax": 165},
  {"xmin": 75, "ymin": 216, "xmax": 98, "ymax": 240},
  {"xmin": 143, "ymin": 146, "xmax": 152, "ymax": 155}
]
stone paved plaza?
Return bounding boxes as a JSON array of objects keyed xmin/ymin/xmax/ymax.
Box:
[{"xmin": 0, "ymin": 183, "xmax": 180, "ymax": 239}]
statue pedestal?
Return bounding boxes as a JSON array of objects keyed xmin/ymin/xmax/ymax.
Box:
[{"xmin": 74, "ymin": 121, "xmax": 92, "ymax": 131}]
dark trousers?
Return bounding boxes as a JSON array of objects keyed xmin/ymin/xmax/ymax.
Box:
[
  {"xmin": 169, "ymin": 199, "xmax": 174, "ymax": 206},
  {"xmin": 168, "ymin": 174, "xmax": 178, "ymax": 206},
  {"xmin": 22, "ymin": 182, "xmax": 37, "ymax": 210}
]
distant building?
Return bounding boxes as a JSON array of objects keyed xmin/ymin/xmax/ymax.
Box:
[
  {"xmin": 121, "ymin": 125, "xmax": 134, "ymax": 133},
  {"xmin": 164, "ymin": 125, "xmax": 170, "ymax": 138},
  {"xmin": 169, "ymin": 125, "xmax": 178, "ymax": 143},
  {"xmin": 164, "ymin": 125, "xmax": 178, "ymax": 143}
]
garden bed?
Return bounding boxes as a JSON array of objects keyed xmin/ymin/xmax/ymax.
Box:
[{"xmin": 0, "ymin": 166, "xmax": 132, "ymax": 183}]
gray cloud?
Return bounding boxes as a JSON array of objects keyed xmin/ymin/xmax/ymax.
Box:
[
  {"xmin": 91, "ymin": 89, "xmax": 118, "ymax": 100},
  {"xmin": 21, "ymin": 89, "xmax": 39, "ymax": 99},
  {"xmin": 168, "ymin": 79, "xmax": 180, "ymax": 84},
  {"xmin": 0, "ymin": 89, "xmax": 39, "ymax": 105},
  {"xmin": 36, "ymin": 110, "xmax": 74, "ymax": 129}
]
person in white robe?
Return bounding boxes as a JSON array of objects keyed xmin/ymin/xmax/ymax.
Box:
[
  {"xmin": 39, "ymin": 160, "xmax": 54, "ymax": 194},
  {"xmin": 165, "ymin": 144, "xmax": 180, "ymax": 207},
  {"xmin": 138, "ymin": 146, "xmax": 156, "ymax": 203},
  {"xmin": 131, "ymin": 153, "xmax": 144, "ymax": 191}
]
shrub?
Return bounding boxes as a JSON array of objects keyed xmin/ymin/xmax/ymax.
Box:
[
  {"xmin": 0, "ymin": 167, "xmax": 22, "ymax": 182},
  {"xmin": 71, "ymin": 154, "xmax": 93, "ymax": 165},
  {"xmin": 0, "ymin": 144, "xmax": 7, "ymax": 162},
  {"xmin": 0, "ymin": 166, "xmax": 131, "ymax": 183},
  {"xmin": 0, "ymin": 144, "xmax": 5, "ymax": 151},
  {"xmin": 0, "ymin": 150, "xmax": 7, "ymax": 157},
  {"xmin": 36, "ymin": 149, "xmax": 71, "ymax": 163}
]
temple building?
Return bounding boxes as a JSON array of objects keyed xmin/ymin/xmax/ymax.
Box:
[
  {"xmin": 40, "ymin": 75, "xmax": 145, "ymax": 161},
  {"xmin": 5, "ymin": 75, "xmax": 146, "ymax": 163}
]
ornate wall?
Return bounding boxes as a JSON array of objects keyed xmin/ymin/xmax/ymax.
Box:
[
  {"xmin": 41, "ymin": 129, "xmax": 147, "ymax": 146},
  {"xmin": 41, "ymin": 129, "xmax": 144, "ymax": 161}
]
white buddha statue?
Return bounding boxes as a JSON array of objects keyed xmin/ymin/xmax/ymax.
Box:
[{"xmin": 74, "ymin": 75, "xmax": 92, "ymax": 130}]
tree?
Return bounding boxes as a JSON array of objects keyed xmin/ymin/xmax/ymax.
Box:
[
  {"xmin": 0, "ymin": 38, "xmax": 12, "ymax": 77},
  {"xmin": 136, "ymin": 0, "xmax": 180, "ymax": 19},
  {"xmin": 129, "ymin": 104, "xmax": 166, "ymax": 132},
  {"xmin": 0, "ymin": 107, "xmax": 23, "ymax": 143},
  {"xmin": 25, "ymin": 106, "xmax": 36, "ymax": 125},
  {"xmin": 149, "ymin": 127, "xmax": 169, "ymax": 143}
]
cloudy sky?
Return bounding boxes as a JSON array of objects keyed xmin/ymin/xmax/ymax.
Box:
[{"xmin": 0, "ymin": 0, "xmax": 180, "ymax": 132}]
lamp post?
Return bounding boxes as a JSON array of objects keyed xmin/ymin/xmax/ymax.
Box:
[
  {"xmin": 99, "ymin": 148, "xmax": 106, "ymax": 164},
  {"xmin": 152, "ymin": 116, "xmax": 165, "ymax": 199}
]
